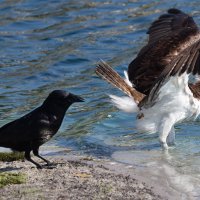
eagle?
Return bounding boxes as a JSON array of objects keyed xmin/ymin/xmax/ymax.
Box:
[{"xmin": 96, "ymin": 8, "xmax": 200, "ymax": 150}]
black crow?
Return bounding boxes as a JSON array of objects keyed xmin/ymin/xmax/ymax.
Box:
[{"xmin": 0, "ymin": 90, "xmax": 84, "ymax": 168}]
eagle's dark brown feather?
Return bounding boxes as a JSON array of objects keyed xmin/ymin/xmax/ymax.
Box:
[
  {"xmin": 96, "ymin": 61, "xmax": 145, "ymax": 103},
  {"xmin": 128, "ymin": 8, "xmax": 199, "ymax": 96},
  {"xmin": 96, "ymin": 9, "xmax": 200, "ymax": 105}
]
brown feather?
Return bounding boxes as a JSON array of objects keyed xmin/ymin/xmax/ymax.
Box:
[
  {"xmin": 96, "ymin": 9, "xmax": 200, "ymax": 107},
  {"xmin": 95, "ymin": 61, "xmax": 145, "ymax": 103},
  {"xmin": 128, "ymin": 9, "xmax": 199, "ymax": 96},
  {"xmin": 189, "ymin": 81, "xmax": 200, "ymax": 99}
]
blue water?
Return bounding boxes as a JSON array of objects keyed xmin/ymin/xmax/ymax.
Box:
[{"xmin": 1, "ymin": 0, "xmax": 200, "ymax": 198}]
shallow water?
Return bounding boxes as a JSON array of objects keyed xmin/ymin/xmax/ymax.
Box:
[{"xmin": 1, "ymin": 0, "xmax": 200, "ymax": 198}]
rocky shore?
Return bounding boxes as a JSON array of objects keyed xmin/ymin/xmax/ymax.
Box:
[{"xmin": 0, "ymin": 151, "xmax": 174, "ymax": 200}]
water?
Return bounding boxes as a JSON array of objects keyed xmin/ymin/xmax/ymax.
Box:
[{"xmin": 1, "ymin": 0, "xmax": 200, "ymax": 198}]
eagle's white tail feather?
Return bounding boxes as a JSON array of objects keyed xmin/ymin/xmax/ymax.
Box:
[{"xmin": 109, "ymin": 94, "xmax": 139, "ymax": 113}]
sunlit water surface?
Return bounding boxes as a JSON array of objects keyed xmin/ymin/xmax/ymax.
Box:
[{"xmin": 1, "ymin": 0, "xmax": 200, "ymax": 198}]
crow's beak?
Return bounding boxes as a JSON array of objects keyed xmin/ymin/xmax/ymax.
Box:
[{"xmin": 69, "ymin": 93, "xmax": 84, "ymax": 102}]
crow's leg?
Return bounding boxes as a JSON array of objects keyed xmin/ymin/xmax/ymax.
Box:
[
  {"xmin": 32, "ymin": 148, "xmax": 51, "ymax": 166},
  {"xmin": 24, "ymin": 150, "xmax": 42, "ymax": 169}
]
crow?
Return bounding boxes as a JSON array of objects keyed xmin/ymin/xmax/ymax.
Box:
[{"xmin": 0, "ymin": 90, "xmax": 84, "ymax": 168}]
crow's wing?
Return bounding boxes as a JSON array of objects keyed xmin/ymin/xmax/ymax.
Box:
[{"xmin": 0, "ymin": 107, "xmax": 50, "ymax": 149}]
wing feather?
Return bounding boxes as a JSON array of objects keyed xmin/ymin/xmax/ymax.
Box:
[
  {"xmin": 147, "ymin": 39, "xmax": 200, "ymax": 103},
  {"xmin": 128, "ymin": 8, "xmax": 199, "ymax": 95}
]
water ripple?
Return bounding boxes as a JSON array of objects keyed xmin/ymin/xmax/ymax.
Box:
[{"xmin": 1, "ymin": 1, "xmax": 200, "ymax": 195}]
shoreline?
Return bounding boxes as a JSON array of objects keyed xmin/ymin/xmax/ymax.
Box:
[{"xmin": 0, "ymin": 149, "xmax": 182, "ymax": 200}]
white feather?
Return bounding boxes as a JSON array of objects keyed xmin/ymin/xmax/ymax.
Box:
[
  {"xmin": 109, "ymin": 73, "xmax": 200, "ymax": 135},
  {"xmin": 124, "ymin": 70, "xmax": 133, "ymax": 87},
  {"xmin": 136, "ymin": 74, "xmax": 200, "ymax": 134},
  {"xmin": 109, "ymin": 94, "xmax": 139, "ymax": 113},
  {"xmin": 108, "ymin": 72, "xmax": 200, "ymax": 149}
]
